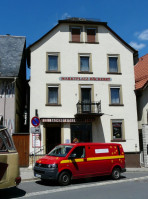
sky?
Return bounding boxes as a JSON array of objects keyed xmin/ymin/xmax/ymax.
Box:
[{"xmin": 0, "ymin": 0, "xmax": 148, "ymax": 79}]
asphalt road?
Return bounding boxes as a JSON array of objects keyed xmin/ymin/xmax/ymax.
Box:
[{"xmin": 1, "ymin": 172, "xmax": 148, "ymax": 199}]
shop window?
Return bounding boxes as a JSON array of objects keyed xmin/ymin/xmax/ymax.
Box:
[
  {"xmin": 111, "ymin": 120, "xmax": 125, "ymax": 141},
  {"xmin": 71, "ymin": 123, "xmax": 92, "ymax": 143}
]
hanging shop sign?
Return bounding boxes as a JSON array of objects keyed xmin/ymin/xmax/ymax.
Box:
[
  {"xmin": 59, "ymin": 77, "xmax": 111, "ymax": 81},
  {"xmin": 32, "ymin": 133, "xmax": 41, "ymax": 148}
]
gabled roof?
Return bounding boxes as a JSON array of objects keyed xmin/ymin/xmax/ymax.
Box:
[
  {"xmin": 0, "ymin": 35, "xmax": 26, "ymax": 77},
  {"xmin": 27, "ymin": 18, "xmax": 138, "ymax": 67},
  {"xmin": 134, "ymin": 54, "xmax": 148, "ymax": 90}
]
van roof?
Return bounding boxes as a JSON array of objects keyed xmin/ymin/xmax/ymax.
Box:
[{"xmin": 60, "ymin": 142, "xmax": 121, "ymax": 146}]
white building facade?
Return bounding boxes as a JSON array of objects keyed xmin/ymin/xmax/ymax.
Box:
[{"xmin": 28, "ymin": 18, "xmax": 140, "ymax": 167}]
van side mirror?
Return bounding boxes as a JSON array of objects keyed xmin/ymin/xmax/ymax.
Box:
[{"xmin": 69, "ymin": 153, "xmax": 76, "ymax": 159}]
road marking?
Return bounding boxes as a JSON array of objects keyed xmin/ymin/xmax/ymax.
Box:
[{"xmin": 20, "ymin": 176, "xmax": 148, "ymax": 198}]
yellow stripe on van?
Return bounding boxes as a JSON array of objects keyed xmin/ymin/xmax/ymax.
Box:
[
  {"xmin": 60, "ymin": 155, "xmax": 124, "ymax": 164},
  {"xmin": 87, "ymin": 155, "xmax": 125, "ymax": 161},
  {"xmin": 60, "ymin": 158, "xmax": 84, "ymax": 164}
]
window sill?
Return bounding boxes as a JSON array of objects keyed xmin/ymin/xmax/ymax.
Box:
[
  {"xmin": 46, "ymin": 71, "xmax": 61, "ymax": 73},
  {"xmin": 69, "ymin": 41, "xmax": 84, "ymax": 43},
  {"xmin": 111, "ymin": 140, "xmax": 126, "ymax": 142},
  {"xmin": 78, "ymin": 72, "xmax": 93, "ymax": 74},
  {"xmin": 85, "ymin": 42, "xmax": 99, "ymax": 44},
  {"xmin": 107, "ymin": 72, "xmax": 122, "ymax": 75},
  {"xmin": 45, "ymin": 104, "xmax": 62, "ymax": 106},
  {"xmin": 109, "ymin": 104, "xmax": 124, "ymax": 106}
]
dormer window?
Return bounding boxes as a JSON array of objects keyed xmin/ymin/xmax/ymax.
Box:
[
  {"xmin": 87, "ymin": 28, "xmax": 96, "ymax": 43},
  {"xmin": 72, "ymin": 28, "xmax": 80, "ymax": 42},
  {"xmin": 85, "ymin": 27, "xmax": 98, "ymax": 43},
  {"xmin": 70, "ymin": 26, "xmax": 83, "ymax": 43}
]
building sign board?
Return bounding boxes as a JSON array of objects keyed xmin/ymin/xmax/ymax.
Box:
[
  {"xmin": 59, "ymin": 77, "xmax": 111, "ymax": 81},
  {"xmin": 41, "ymin": 118, "xmax": 95, "ymax": 123}
]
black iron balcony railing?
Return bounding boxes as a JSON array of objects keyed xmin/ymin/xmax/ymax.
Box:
[{"xmin": 76, "ymin": 101, "xmax": 103, "ymax": 116}]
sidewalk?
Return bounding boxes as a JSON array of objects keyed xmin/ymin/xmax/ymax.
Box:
[
  {"xmin": 20, "ymin": 167, "xmax": 35, "ymax": 181},
  {"xmin": 20, "ymin": 167, "xmax": 148, "ymax": 182}
]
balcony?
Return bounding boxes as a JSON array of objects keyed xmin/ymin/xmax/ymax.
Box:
[{"xmin": 75, "ymin": 101, "xmax": 103, "ymax": 118}]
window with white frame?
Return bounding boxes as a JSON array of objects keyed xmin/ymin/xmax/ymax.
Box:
[
  {"xmin": 80, "ymin": 56, "xmax": 89, "ymax": 72},
  {"xmin": 109, "ymin": 85, "xmax": 123, "ymax": 105},
  {"xmin": 86, "ymin": 28, "xmax": 96, "ymax": 43},
  {"xmin": 47, "ymin": 85, "xmax": 61, "ymax": 105},
  {"xmin": 70, "ymin": 26, "xmax": 83, "ymax": 42},
  {"xmin": 46, "ymin": 53, "xmax": 60, "ymax": 72},
  {"xmin": 108, "ymin": 55, "xmax": 121, "ymax": 74},
  {"xmin": 78, "ymin": 54, "xmax": 92, "ymax": 73}
]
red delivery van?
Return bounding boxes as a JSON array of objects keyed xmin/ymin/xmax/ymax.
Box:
[{"xmin": 34, "ymin": 143, "xmax": 126, "ymax": 185}]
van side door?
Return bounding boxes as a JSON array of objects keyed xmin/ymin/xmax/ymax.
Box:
[{"xmin": 68, "ymin": 146, "xmax": 88, "ymax": 178}]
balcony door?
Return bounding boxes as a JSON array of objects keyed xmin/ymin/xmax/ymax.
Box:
[{"xmin": 81, "ymin": 88, "xmax": 91, "ymax": 112}]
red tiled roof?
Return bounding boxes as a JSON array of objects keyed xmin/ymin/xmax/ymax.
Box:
[{"xmin": 134, "ymin": 54, "xmax": 148, "ymax": 90}]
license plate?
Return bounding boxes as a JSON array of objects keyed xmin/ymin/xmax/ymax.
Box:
[{"xmin": 35, "ymin": 174, "xmax": 41, "ymax": 178}]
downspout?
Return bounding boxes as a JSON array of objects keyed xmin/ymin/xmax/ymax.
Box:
[{"xmin": 13, "ymin": 77, "xmax": 17, "ymax": 133}]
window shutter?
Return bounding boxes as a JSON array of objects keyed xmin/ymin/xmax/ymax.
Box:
[
  {"xmin": 87, "ymin": 29, "xmax": 95, "ymax": 43},
  {"xmin": 72, "ymin": 28, "xmax": 80, "ymax": 42}
]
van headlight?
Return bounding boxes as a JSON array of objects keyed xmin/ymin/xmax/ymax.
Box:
[{"xmin": 47, "ymin": 164, "xmax": 58, "ymax": 168}]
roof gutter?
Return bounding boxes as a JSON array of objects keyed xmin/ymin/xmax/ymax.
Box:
[
  {"xmin": 0, "ymin": 76, "xmax": 18, "ymax": 79},
  {"xmin": 58, "ymin": 19, "xmax": 107, "ymax": 26}
]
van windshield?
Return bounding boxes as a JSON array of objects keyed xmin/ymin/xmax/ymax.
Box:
[
  {"xmin": 0, "ymin": 129, "xmax": 16, "ymax": 151},
  {"xmin": 48, "ymin": 145, "xmax": 73, "ymax": 157}
]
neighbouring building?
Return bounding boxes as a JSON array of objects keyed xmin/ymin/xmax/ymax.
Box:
[
  {"xmin": 0, "ymin": 35, "xmax": 30, "ymax": 167},
  {"xmin": 134, "ymin": 54, "xmax": 148, "ymax": 167},
  {"xmin": 0, "ymin": 35, "xmax": 28, "ymax": 134},
  {"xmin": 27, "ymin": 18, "xmax": 140, "ymax": 167}
]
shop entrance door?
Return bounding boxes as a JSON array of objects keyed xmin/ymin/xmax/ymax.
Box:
[{"xmin": 46, "ymin": 127, "xmax": 61, "ymax": 154}]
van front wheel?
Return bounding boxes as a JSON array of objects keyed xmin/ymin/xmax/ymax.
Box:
[
  {"xmin": 58, "ymin": 171, "xmax": 71, "ymax": 186},
  {"xmin": 112, "ymin": 167, "xmax": 121, "ymax": 180}
]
